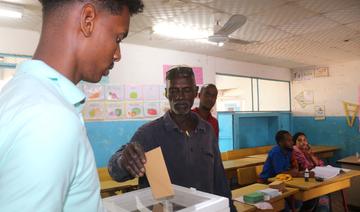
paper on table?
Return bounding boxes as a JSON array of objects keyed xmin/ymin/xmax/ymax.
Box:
[
  {"xmin": 144, "ymin": 147, "xmax": 174, "ymax": 200},
  {"xmin": 312, "ymin": 165, "xmax": 350, "ymax": 180}
]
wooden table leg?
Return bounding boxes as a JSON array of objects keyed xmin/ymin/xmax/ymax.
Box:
[
  {"xmin": 290, "ymin": 195, "xmax": 296, "ymax": 212},
  {"xmin": 341, "ymin": 190, "xmax": 349, "ymax": 212},
  {"xmin": 328, "ymin": 194, "xmax": 332, "ymax": 212}
]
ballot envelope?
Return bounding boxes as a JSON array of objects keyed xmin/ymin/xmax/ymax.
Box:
[{"xmin": 103, "ymin": 184, "xmax": 229, "ymax": 212}]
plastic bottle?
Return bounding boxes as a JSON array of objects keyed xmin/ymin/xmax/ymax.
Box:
[{"xmin": 304, "ymin": 168, "xmax": 309, "ymax": 182}]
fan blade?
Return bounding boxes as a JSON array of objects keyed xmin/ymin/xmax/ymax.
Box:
[
  {"xmin": 214, "ymin": 14, "xmax": 247, "ymax": 36},
  {"xmin": 228, "ymin": 38, "xmax": 255, "ymax": 45}
]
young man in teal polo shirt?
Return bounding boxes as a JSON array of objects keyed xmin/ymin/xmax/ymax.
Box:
[{"xmin": 0, "ymin": 1, "xmax": 143, "ymax": 211}]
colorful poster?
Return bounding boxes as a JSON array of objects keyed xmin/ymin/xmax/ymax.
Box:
[
  {"xmin": 143, "ymin": 85, "xmax": 160, "ymax": 100},
  {"xmin": 143, "ymin": 102, "xmax": 160, "ymax": 117},
  {"xmin": 125, "ymin": 85, "xmax": 143, "ymax": 101},
  {"xmin": 126, "ymin": 102, "xmax": 144, "ymax": 118},
  {"xmin": 83, "ymin": 102, "xmax": 105, "ymax": 120},
  {"xmin": 82, "ymin": 83, "xmax": 104, "ymax": 100},
  {"xmin": 359, "ymin": 86, "xmax": 360, "ymax": 132},
  {"xmin": 105, "ymin": 102, "xmax": 125, "ymax": 120},
  {"xmin": 314, "ymin": 105, "xmax": 325, "ymax": 120},
  {"xmin": 105, "ymin": 85, "xmax": 124, "ymax": 101},
  {"xmin": 163, "ymin": 65, "xmax": 204, "ymax": 85}
]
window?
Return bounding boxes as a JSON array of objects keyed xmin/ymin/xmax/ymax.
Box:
[
  {"xmin": 216, "ymin": 74, "xmax": 291, "ymax": 112},
  {"xmin": 216, "ymin": 75, "xmax": 252, "ymax": 111},
  {"xmin": 258, "ymin": 79, "xmax": 290, "ymax": 111}
]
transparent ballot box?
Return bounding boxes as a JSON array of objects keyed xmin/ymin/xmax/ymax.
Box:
[{"xmin": 103, "ymin": 184, "xmax": 229, "ymax": 212}]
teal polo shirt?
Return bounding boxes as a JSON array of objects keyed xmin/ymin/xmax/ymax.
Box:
[{"xmin": 0, "ymin": 60, "xmax": 103, "ymax": 212}]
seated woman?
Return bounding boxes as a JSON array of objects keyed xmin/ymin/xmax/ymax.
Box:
[
  {"xmin": 292, "ymin": 132, "xmax": 324, "ymax": 171},
  {"xmin": 293, "ymin": 132, "xmax": 329, "ymax": 212}
]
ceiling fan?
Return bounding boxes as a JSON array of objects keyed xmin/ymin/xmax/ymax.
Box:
[{"xmin": 208, "ymin": 14, "xmax": 254, "ymax": 45}]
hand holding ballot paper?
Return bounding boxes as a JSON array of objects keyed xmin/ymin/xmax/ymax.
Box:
[{"xmin": 144, "ymin": 147, "xmax": 174, "ymax": 199}]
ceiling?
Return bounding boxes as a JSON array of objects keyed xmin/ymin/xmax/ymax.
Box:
[{"xmin": 1, "ymin": 0, "xmax": 359, "ymax": 69}]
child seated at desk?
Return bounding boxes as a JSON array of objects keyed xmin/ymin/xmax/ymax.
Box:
[
  {"xmin": 292, "ymin": 132, "xmax": 324, "ymax": 171},
  {"xmin": 258, "ymin": 130, "xmax": 318, "ymax": 212},
  {"xmin": 293, "ymin": 132, "xmax": 329, "ymax": 212},
  {"xmin": 258, "ymin": 130, "xmax": 302, "ymax": 183}
]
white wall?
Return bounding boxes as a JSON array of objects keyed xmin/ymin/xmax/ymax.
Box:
[
  {"xmin": 0, "ymin": 27, "xmax": 290, "ymax": 86},
  {"xmin": 110, "ymin": 43, "xmax": 291, "ymax": 85},
  {"xmin": 291, "ymin": 60, "xmax": 360, "ymax": 116},
  {"xmin": 0, "ymin": 27, "xmax": 39, "ymax": 55}
]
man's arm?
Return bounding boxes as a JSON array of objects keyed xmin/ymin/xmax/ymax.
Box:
[
  {"xmin": 271, "ymin": 152, "xmax": 302, "ymax": 177},
  {"xmin": 108, "ymin": 128, "xmax": 149, "ymax": 182}
]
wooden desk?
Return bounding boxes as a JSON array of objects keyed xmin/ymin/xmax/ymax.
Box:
[
  {"xmin": 223, "ymin": 157, "xmax": 266, "ymax": 181},
  {"xmin": 269, "ymin": 170, "xmax": 360, "ymax": 202},
  {"xmin": 337, "ymin": 155, "xmax": 360, "ymax": 166},
  {"xmin": 246, "ymin": 154, "xmax": 268, "ymax": 160},
  {"xmin": 232, "ymin": 183, "xmax": 298, "ymax": 212},
  {"xmin": 337, "ymin": 156, "xmax": 360, "ymax": 208},
  {"xmin": 311, "ymin": 145, "xmax": 340, "ymax": 159}
]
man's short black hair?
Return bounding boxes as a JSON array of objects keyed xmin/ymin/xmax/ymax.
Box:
[
  {"xmin": 39, "ymin": 0, "xmax": 144, "ymax": 16},
  {"xmin": 166, "ymin": 66, "xmax": 195, "ymax": 81},
  {"xmin": 275, "ymin": 130, "xmax": 290, "ymax": 144},
  {"xmin": 200, "ymin": 83, "xmax": 217, "ymax": 94},
  {"xmin": 292, "ymin": 132, "xmax": 306, "ymax": 145}
]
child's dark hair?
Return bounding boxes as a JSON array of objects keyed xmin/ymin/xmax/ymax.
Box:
[{"xmin": 275, "ymin": 130, "xmax": 290, "ymax": 144}]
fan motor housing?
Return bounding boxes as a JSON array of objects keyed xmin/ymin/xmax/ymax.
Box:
[{"xmin": 208, "ymin": 35, "xmax": 228, "ymax": 43}]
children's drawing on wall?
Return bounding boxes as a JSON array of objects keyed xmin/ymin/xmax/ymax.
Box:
[
  {"xmin": 83, "ymin": 83, "xmax": 105, "ymax": 100},
  {"xmin": 143, "ymin": 85, "xmax": 160, "ymax": 101},
  {"xmin": 295, "ymin": 90, "xmax": 314, "ymax": 108},
  {"xmin": 126, "ymin": 102, "xmax": 144, "ymax": 118},
  {"xmin": 83, "ymin": 102, "xmax": 105, "ymax": 120},
  {"xmin": 105, "ymin": 102, "xmax": 125, "ymax": 120},
  {"xmin": 105, "ymin": 85, "xmax": 124, "ymax": 101},
  {"xmin": 342, "ymin": 101, "xmax": 359, "ymax": 128},
  {"xmin": 125, "ymin": 85, "xmax": 143, "ymax": 101},
  {"xmin": 314, "ymin": 105, "xmax": 325, "ymax": 120},
  {"xmin": 143, "ymin": 102, "xmax": 160, "ymax": 117}
]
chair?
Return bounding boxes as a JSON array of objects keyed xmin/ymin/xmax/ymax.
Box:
[
  {"xmin": 236, "ymin": 165, "xmax": 264, "ymax": 186},
  {"xmin": 221, "ymin": 152, "xmax": 229, "ymax": 161}
]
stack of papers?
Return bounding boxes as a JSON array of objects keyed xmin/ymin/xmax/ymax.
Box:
[
  {"xmin": 258, "ymin": 188, "xmax": 282, "ymax": 200},
  {"xmin": 312, "ymin": 165, "xmax": 350, "ymax": 180}
]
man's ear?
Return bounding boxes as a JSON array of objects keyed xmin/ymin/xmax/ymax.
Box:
[
  {"xmin": 165, "ymin": 88, "xmax": 169, "ymax": 99},
  {"xmin": 80, "ymin": 3, "xmax": 96, "ymax": 37}
]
